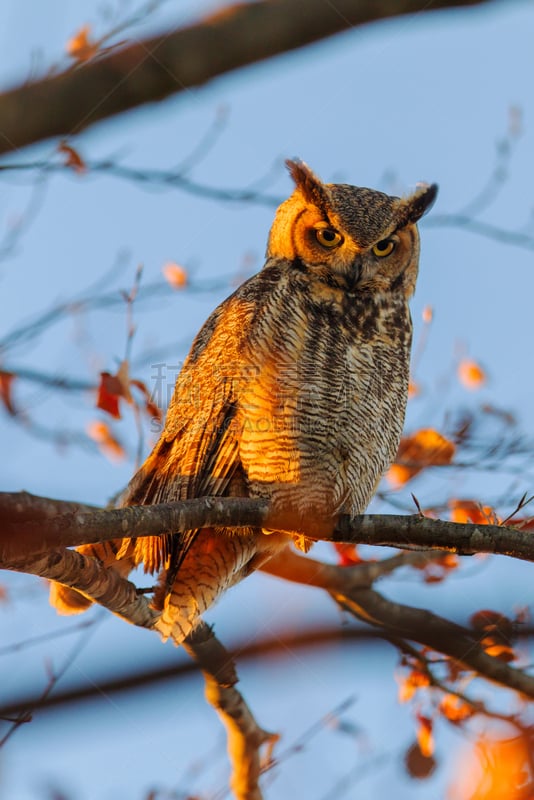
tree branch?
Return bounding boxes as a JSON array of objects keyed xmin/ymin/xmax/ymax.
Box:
[
  {"xmin": 0, "ymin": 0, "xmax": 490, "ymax": 156},
  {"xmin": 6, "ymin": 544, "xmax": 156, "ymax": 629},
  {"xmin": 4, "ymin": 489, "xmax": 533, "ymax": 793},
  {"xmin": 336, "ymin": 588, "xmax": 534, "ymax": 698},
  {"xmin": 4, "ymin": 537, "xmax": 274, "ymax": 796},
  {"xmin": 183, "ymin": 622, "xmax": 277, "ymax": 800},
  {"xmin": 1, "ymin": 491, "xmax": 533, "ymax": 565},
  {"xmin": 1, "ymin": 490, "xmax": 98, "ymax": 521},
  {"xmin": 261, "ymin": 548, "xmax": 534, "ymax": 700}
]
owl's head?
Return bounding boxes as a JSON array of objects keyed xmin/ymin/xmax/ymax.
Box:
[{"xmin": 266, "ymin": 160, "xmax": 437, "ymax": 297}]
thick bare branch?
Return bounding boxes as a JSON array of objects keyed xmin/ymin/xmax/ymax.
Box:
[
  {"xmin": 4, "ymin": 490, "xmax": 534, "ymax": 785},
  {"xmin": 4, "ymin": 521, "xmax": 274, "ymax": 796},
  {"xmin": 183, "ymin": 622, "xmax": 277, "ymax": 800},
  {"xmin": 2, "ymin": 491, "xmax": 534, "ymax": 565},
  {"xmin": 0, "ymin": 0, "xmax": 490, "ymax": 156},
  {"xmin": 1, "ymin": 490, "xmax": 98, "ymax": 522},
  {"xmin": 262, "ymin": 548, "xmax": 534, "ymax": 700},
  {"xmin": 6, "ymin": 545, "xmax": 156, "ymax": 629},
  {"xmin": 336, "ymin": 588, "xmax": 534, "ymax": 698}
]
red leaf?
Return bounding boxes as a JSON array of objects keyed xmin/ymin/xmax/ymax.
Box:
[
  {"xmin": 58, "ymin": 141, "xmax": 87, "ymax": 174},
  {"xmin": 404, "ymin": 741, "xmax": 437, "ymax": 780},
  {"xmin": 470, "ymin": 610, "xmax": 512, "ymax": 632},
  {"xmin": 96, "ymin": 372, "xmax": 122, "ymax": 419},
  {"xmin": 0, "ymin": 371, "xmax": 17, "ymax": 415},
  {"xmin": 130, "ymin": 377, "xmax": 163, "ymax": 422},
  {"xmin": 333, "ymin": 542, "xmax": 363, "ymax": 566},
  {"xmin": 96, "ymin": 361, "xmax": 134, "ymax": 419}
]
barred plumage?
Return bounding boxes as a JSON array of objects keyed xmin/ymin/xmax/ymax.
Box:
[{"xmin": 51, "ymin": 160, "xmax": 437, "ymax": 644}]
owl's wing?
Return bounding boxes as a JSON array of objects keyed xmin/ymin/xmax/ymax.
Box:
[{"xmin": 121, "ymin": 295, "xmax": 254, "ymax": 575}]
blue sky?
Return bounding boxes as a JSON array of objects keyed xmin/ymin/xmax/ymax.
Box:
[{"xmin": 1, "ymin": 1, "xmax": 534, "ymax": 798}]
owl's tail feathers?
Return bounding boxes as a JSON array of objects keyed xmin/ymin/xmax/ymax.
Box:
[
  {"xmin": 154, "ymin": 530, "xmax": 258, "ymax": 646},
  {"xmin": 50, "ymin": 581, "xmax": 93, "ymax": 615},
  {"xmin": 49, "ymin": 540, "xmax": 135, "ymax": 615}
]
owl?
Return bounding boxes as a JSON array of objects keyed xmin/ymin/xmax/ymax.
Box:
[{"xmin": 50, "ymin": 160, "xmax": 437, "ymax": 644}]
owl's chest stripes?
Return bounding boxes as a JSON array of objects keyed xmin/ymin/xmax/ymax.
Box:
[{"xmin": 236, "ymin": 281, "xmax": 411, "ymax": 511}]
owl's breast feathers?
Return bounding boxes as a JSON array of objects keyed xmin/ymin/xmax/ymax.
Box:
[{"xmin": 120, "ymin": 261, "xmax": 412, "ymax": 576}]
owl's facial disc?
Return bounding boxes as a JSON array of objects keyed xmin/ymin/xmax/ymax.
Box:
[{"xmin": 265, "ymin": 160, "xmax": 437, "ymax": 299}]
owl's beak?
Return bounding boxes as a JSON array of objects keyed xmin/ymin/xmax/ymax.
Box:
[{"xmin": 347, "ymin": 256, "xmax": 362, "ymax": 292}]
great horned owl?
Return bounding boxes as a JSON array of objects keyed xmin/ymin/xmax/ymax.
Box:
[{"xmin": 50, "ymin": 160, "xmax": 437, "ymax": 643}]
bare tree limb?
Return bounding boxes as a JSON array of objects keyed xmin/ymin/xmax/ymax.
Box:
[
  {"xmin": 4, "ymin": 491, "xmax": 534, "ymax": 701},
  {"xmin": 261, "ymin": 548, "xmax": 534, "ymax": 700},
  {"xmin": 427, "ymin": 213, "xmax": 534, "ymax": 251},
  {"xmin": 1, "ymin": 490, "xmax": 98, "ymax": 521},
  {"xmin": 0, "ymin": 0, "xmax": 491, "ymax": 156},
  {"xmin": 2, "ymin": 491, "xmax": 533, "ymax": 565},
  {"xmin": 4, "ymin": 489, "xmax": 533, "ymax": 792},
  {"xmin": 183, "ymin": 622, "xmax": 277, "ymax": 800},
  {"xmin": 3, "ymin": 533, "xmax": 274, "ymax": 795},
  {"xmin": 5, "ymin": 544, "xmax": 156, "ymax": 629},
  {"xmin": 336, "ymin": 588, "xmax": 534, "ymax": 697}
]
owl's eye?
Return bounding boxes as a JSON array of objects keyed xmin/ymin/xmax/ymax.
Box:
[
  {"xmin": 315, "ymin": 228, "xmax": 343, "ymax": 248},
  {"xmin": 372, "ymin": 238, "xmax": 396, "ymax": 257}
]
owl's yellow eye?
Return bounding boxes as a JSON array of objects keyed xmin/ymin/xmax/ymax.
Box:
[
  {"xmin": 372, "ymin": 238, "xmax": 395, "ymax": 257},
  {"xmin": 315, "ymin": 228, "xmax": 343, "ymax": 249}
]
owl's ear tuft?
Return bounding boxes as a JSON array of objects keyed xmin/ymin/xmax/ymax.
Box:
[
  {"xmin": 285, "ymin": 159, "xmax": 330, "ymax": 210},
  {"xmin": 397, "ymin": 183, "xmax": 438, "ymax": 228}
]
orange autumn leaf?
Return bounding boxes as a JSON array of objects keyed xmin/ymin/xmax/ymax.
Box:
[
  {"xmin": 421, "ymin": 553, "xmax": 459, "ymax": 584},
  {"xmin": 412, "ymin": 551, "xmax": 458, "ymax": 575},
  {"xmin": 386, "ymin": 463, "xmax": 413, "ymax": 488},
  {"xmin": 470, "ymin": 610, "xmax": 517, "ymax": 662},
  {"xmin": 458, "ymin": 358, "xmax": 487, "ymax": 391},
  {"xmin": 449, "ymin": 499, "xmax": 499, "ymax": 525},
  {"xmin": 58, "ymin": 141, "xmax": 87, "ymax": 174},
  {"xmin": 435, "ymin": 553, "xmax": 459, "ymax": 570},
  {"xmin": 66, "ymin": 24, "xmax": 98, "ymax": 62},
  {"xmin": 0, "ymin": 370, "xmax": 17, "ymax": 416},
  {"xmin": 397, "ymin": 668, "xmax": 430, "ymax": 703},
  {"xmin": 333, "ymin": 542, "xmax": 363, "ymax": 566},
  {"xmin": 439, "ymin": 694, "xmax": 474, "ymax": 724},
  {"xmin": 408, "ymin": 379, "xmax": 420, "ymax": 399},
  {"xmin": 387, "ymin": 428, "xmax": 455, "ymax": 487},
  {"xmin": 448, "ymin": 734, "xmax": 532, "ymax": 800},
  {"xmin": 87, "ymin": 420, "xmax": 125, "ymax": 462},
  {"xmin": 416, "ymin": 714, "xmax": 434, "ymax": 758},
  {"xmin": 483, "ymin": 643, "xmax": 515, "ymax": 662},
  {"xmin": 162, "ymin": 262, "xmax": 188, "ymax": 289},
  {"xmin": 422, "ymin": 305, "xmax": 433, "ymax": 324}
]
